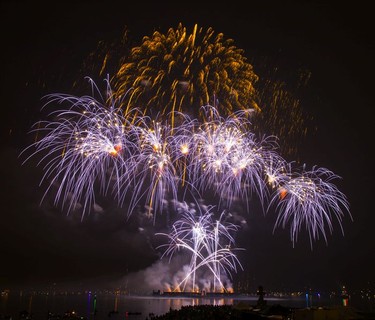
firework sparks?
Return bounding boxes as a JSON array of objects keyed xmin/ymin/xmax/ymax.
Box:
[
  {"xmin": 112, "ymin": 23, "xmax": 260, "ymax": 124},
  {"xmin": 21, "ymin": 75, "xmax": 351, "ymax": 261},
  {"xmin": 268, "ymin": 164, "xmax": 352, "ymax": 248},
  {"xmin": 156, "ymin": 204, "xmax": 243, "ymax": 293},
  {"xmin": 20, "ymin": 77, "xmax": 138, "ymax": 218},
  {"xmin": 78, "ymin": 22, "xmax": 312, "ymax": 158},
  {"xmin": 187, "ymin": 105, "xmax": 271, "ymax": 209},
  {"xmin": 127, "ymin": 117, "xmax": 180, "ymax": 220}
]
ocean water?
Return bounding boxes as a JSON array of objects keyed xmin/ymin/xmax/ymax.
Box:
[{"xmin": 0, "ymin": 291, "xmax": 360, "ymax": 320}]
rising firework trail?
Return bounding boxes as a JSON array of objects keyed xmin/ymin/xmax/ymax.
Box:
[{"xmin": 156, "ymin": 205, "xmax": 243, "ymax": 293}]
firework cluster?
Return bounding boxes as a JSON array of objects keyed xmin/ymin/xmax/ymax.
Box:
[
  {"xmin": 21, "ymin": 77, "xmax": 350, "ymax": 247},
  {"xmin": 86, "ymin": 23, "xmax": 307, "ymax": 156},
  {"xmin": 156, "ymin": 206, "xmax": 243, "ymax": 293}
]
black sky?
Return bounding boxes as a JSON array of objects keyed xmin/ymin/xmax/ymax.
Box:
[{"xmin": 1, "ymin": 1, "xmax": 374, "ymax": 293}]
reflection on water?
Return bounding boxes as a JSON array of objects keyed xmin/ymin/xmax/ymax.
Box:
[
  {"xmin": 0, "ymin": 292, "xmax": 244, "ymax": 319},
  {"xmin": 1, "ymin": 290, "xmax": 369, "ymax": 319}
]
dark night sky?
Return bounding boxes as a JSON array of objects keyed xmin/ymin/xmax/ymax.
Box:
[{"xmin": 1, "ymin": 1, "xmax": 374, "ymax": 293}]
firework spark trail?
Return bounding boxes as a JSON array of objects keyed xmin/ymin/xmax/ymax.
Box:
[
  {"xmin": 268, "ymin": 164, "xmax": 352, "ymax": 248},
  {"xmin": 125, "ymin": 116, "xmax": 181, "ymax": 220},
  {"xmin": 112, "ymin": 23, "xmax": 260, "ymax": 124},
  {"xmin": 188, "ymin": 105, "xmax": 272, "ymax": 209},
  {"xmin": 169, "ymin": 240, "xmax": 242, "ymax": 293},
  {"xmin": 264, "ymin": 155, "xmax": 291, "ymax": 190},
  {"xmin": 167, "ymin": 111, "xmax": 198, "ymax": 188},
  {"xmin": 253, "ymin": 72, "xmax": 312, "ymax": 156},
  {"xmin": 20, "ymin": 77, "xmax": 139, "ymax": 218},
  {"xmin": 156, "ymin": 205, "xmax": 243, "ymax": 293}
]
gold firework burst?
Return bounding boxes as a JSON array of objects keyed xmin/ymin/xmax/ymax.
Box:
[{"xmin": 113, "ymin": 23, "xmax": 260, "ymax": 125}]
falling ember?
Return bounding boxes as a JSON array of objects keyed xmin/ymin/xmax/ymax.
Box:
[
  {"xmin": 279, "ymin": 187, "xmax": 288, "ymax": 200},
  {"xmin": 109, "ymin": 149, "xmax": 117, "ymax": 156},
  {"xmin": 109, "ymin": 144, "xmax": 122, "ymax": 156}
]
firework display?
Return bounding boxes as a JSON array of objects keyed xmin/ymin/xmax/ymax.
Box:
[
  {"xmin": 21, "ymin": 76, "xmax": 350, "ymax": 244},
  {"xmin": 156, "ymin": 205, "xmax": 243, "ymax": 293},
  {"xmin": 20, "ymin": 23, "xmax": 352, "ymax": 293}
]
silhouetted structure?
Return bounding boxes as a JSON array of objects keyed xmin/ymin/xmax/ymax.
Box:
[{"xmin": 256, "ymin": 285, "xmax": 267, "ymax": 307}]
